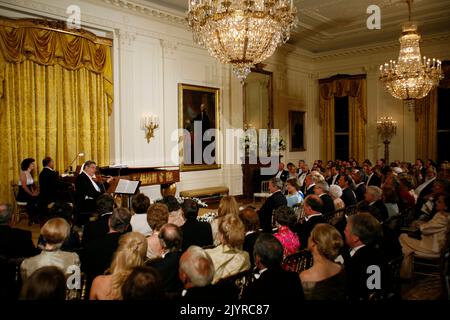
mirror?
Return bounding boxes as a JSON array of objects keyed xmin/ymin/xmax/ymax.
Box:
[{"xmin": 243, "ymin": 68, "xmax": 273, "ymax": 130}]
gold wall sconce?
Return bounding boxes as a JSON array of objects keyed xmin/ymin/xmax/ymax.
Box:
[{"xmin": 141, "ymin": 114, "xmax": 159, "ymax": 143}]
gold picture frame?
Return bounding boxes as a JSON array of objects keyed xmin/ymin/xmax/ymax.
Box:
[{"xmin": 178, "ymin": 83, "xmax": 221, "ymax": 172}]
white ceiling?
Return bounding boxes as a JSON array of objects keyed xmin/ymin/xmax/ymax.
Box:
[{"xmin": 140, "ymin": 0, "xmax": 450, "ymax": 53}]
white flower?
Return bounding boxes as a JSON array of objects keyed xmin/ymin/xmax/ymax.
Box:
[{"xmin": 197, "ymin": 212, "xmax": 218, "ymax": 223}]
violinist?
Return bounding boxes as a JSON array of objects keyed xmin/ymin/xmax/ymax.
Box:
[{"xmin": 75, "ymin": 160, "xmax": 113, "ymax": 214}]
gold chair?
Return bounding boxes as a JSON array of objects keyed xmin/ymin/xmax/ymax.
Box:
[
  {"xmin": 253, "ymin": 180, "xmax": 270, "ymax": 203},
  {"xmin": 282, "ymin": 249, "xmax": 313, "ymax": 274},
  {"xmin": 11, "ymin": 183, "xmax": 28, "ymax": 225}
]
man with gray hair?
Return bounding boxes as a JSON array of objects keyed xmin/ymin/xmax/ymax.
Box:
[
  {"xmin": 314, "ymin": 181, "xmax": 335, "ymax": 214},
  {"xmin": 358, "ymin": 186, "xmax": 388, "ymax": 222},
  {"xmin": 0, "ymin": 203, "xmax": 37, "ymax": 258},
  {"xmin": 179, "ymin": 245, "xmax": 226, "ymax": 301},
  {"xmin": 257, "ymin": 177, "xmax": 287, "ymax": 233}
]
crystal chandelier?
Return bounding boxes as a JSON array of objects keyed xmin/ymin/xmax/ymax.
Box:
[
  {"xmin": 379, "ymin": 0, "xmax": 443, "ymax": 110},
  {"xmin": 187, "ymin": 0, "xmax": 297, "ymax": 82}
]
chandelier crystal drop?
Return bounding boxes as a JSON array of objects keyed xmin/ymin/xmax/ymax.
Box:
[
  {"xmin": 379, "ymin": 1, "xmax": 443, "ymax": 110},
  {"xmin": 187, "ymin": 0, "xmax": 297, "ymax": 82}
]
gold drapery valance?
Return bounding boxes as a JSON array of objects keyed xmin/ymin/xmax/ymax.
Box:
[
  {"xmin": 319, "ymin": 75, "xmax": 367, "ymax": 163},
  {"xmin": 0, "ymin": 17, "xmax": 113, "ymax": 113}
]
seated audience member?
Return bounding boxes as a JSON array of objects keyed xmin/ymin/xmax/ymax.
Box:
[
  {"xmin": 287, "ymin": 162, "xmax": 298, "ymax": 181},
  {"xmin": 0, "ymin": 203, "xmax": 37, "ymax": 258},
  {"xmin": 294, "ymin": 195, "xmax": 325, "ymax": 249},
  {"xmin": 239, "ymin": 207, "xmax": 260, "ymax": 266},
  {"xmin": 179, "ymin": 245, "xmax": 222, "ymax": 301},
  {"xmin": 358, "ymin": 186, "xmax": 389, "ymax": 222},
  {"xmin": 147, "ymin": 223, "xmax": 184, "ymax": 294},
  {"xmin": 274, "ymin": 162, "xmax": 289, "ymax": 182},
  {"xmin": 258, "ymin": 178, "xmax": 287, "ymax": 233},
  {"xmin": 326, "ymin": 164, "xmax": 340, "ymax": 186},
  {"xmin": 415, "ymin": 179, "xmax": 450, "ymax": 220},
  {"xmin": 342, "ymin": 212, "xmax": 386, "ymax": 300},
  {"xmin": 164, "ymin": 196, "xmax": 185, "ymax": 227},
  {"xmin": 75, "ymin": 160, "xmax": 112, "ymax": 214},
  {"xmin": 38, "ymin": 201, "xmax": 80, "ymax": 252},
  {"xmin": 398, "ymin": 176, "xmax": 416, "ymax": 211},
  {"xmin": 17, "ymin": 158, "xmax": 40, "ymax": 225},
  {"xmin": 241, "ymin": 234, "xmax": 304, "ymax": 301},
  {"xmin": 180, "ymin": 199, "xmax": 213, "ymax": 251},
  {"xmin": 82, "ymin": 194, "xmax": 115, "ymax": 246},
  {"xmin": 329, "ymin": 185, "xmax": 345, "ymax": 210},
  {"xmin": 300, "ymin": 224, "xmax": 346, "ymax": 300},
  {"xmin": 399, "ymin": 194, "xmax": 450, "ymax": 279},
  {"xmin": 314, "ymin": 181, "xmax": 335, "ymax": 215},
  {"xmin": 304, "ymin": 172, "xmax": 324, "ymax": 196},
  {"xmin": 211, "ymin": 196, "xmax": 240, "ymax": 246},
  {"xmin": 273, "ymin": 206, "xmax": 300, "ymax": 260},
  {"xmin": 297, "ymin": 162, "xmax": 310, "ymax": 189},
  {"xmin": 352, "ymin": 169, "xmax": 366, "ymax": 203},
  {"xmin": 121, "ymin": 266, "xmax": 164, "ymax": 300},
  {"xmin": 82, "ymin": 207, "xmax": 131, "ymax": 290},
  {"xmin": 90, "ymin": 232, "xmax": 147, "ymax": 300},
  {"xmin": 20, "ymin": 266, "xmax": 66, "ymax": 300},
  {"xmin": 383, "ymin": 187, "xmax": 400, "ymax": 218},
  {"xmin": 206, "ymin": 214, "xmax": 250, "ymax": 284},
  {"xmin": 364, "ymin": 163, "xmax": 382, "ymax": 187},
  {"xmin": 146, "ymin": 203, "xmax": 169, "ymax": 259},
  {"xmin": 338, "ymin": 175, "xmax": 357, "ymax": 207},
  {"xmin": 286, "ymin": 178, "xmax": 304, "ymax": 208},
  {"xmin": 130, "ymin": 193, "xmax": 151, "ymax": 236},
  {"xmin": 21, "ymin": 218, "xmax": 80, "ymax": 281}
]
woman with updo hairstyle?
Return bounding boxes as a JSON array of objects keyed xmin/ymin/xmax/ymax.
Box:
[
  {"xmin": 205, "ymin": 213, "xmax": 250, "ymax": 284},
  {"xmin": 90, "ymin": 232, "xmax": 148, "ymax": 300},
  {"xmin": 299, "ymin": 223, "xmax": 346, "ymax": 300},
  {"xmin": 210, "ymin": 195, "xmax": 240, "ymax": 246}
]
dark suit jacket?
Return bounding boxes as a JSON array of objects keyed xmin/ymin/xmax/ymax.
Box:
[
  {"xmin": 358, "ymin": 200, "xmax": 389, "ymax": 222},
  {"xmin": 75, "ymin": 172, "xmax": 108, "ymax": 212},
  {"xmin": 81, "ymin": 231, "xmax": 122, "ymax": 286},
  {"xmin": 341, "ymin": 187, "xmax": 357, "ymax": 207},
  {"xmin": 354, "ymin": 183, "xmax": 366, "ymax": 203},
  {"xmin": 0, "ymin": 225, "xmax": 37, "ymax": 258},
  {"xmin": 243, "ymin": 231, "xmax": 260, "ymax": 266},
  {"xmin": 294, "ymin": 214, "xmax": 325, "ymax": 249},
  {"xmin": 81, "ymin": 213, "xmax": 111, "ymax": 246},
  {"xmin": 182, "ymin": 284, "xmax": 236, "ymax": 302},
  {"xmin": 326, "ymin": 174, "xmax": 340, "ymax": 186},
  {"xmin": 319, "ymin": 193, "xmax": 335, "ymax": 214},
  {"xmin": 258, "ymin": 191, "xmax": 287, "ymax": 233},
  {"xmin": 366, "ymin": 173, "xmax": 381, "ymax": 187},
  {"xmin": 343, "ymin": 245, "xmax": 386, "ymax": 300},
  {"xmin": 147, "ymin": 251, "xmax": 183, "ymax": 294},
  {"xmin": 275, "ymin": 170, "xmax": 289, "ymax": 183},
  {"xmin": 241, "ymin": 267, "xmax": 304, "ymax": 301},
  {"xmin": 181, "ymin": 218, "xmax": 213, "ymax": 251},
  {"xmin": 38, "ymin": 167, "xmax": 66, "ymax": 206},
  {"xmin": 305, "ymin": 184, "xmax": 315, "ymax": 196}
]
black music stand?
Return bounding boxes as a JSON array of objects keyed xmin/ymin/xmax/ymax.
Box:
[{"xmin": 113, "ymin": 179, "xmax": 141, "ymax": 209}]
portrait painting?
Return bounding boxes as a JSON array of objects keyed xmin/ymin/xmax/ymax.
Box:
[
  {"xmin": 178, "ymin": 84, "xmax": 220, "ymax": 171},
  {"xmin": 289, "ymin": 110, "xmax": 306, "ymax": 152}
]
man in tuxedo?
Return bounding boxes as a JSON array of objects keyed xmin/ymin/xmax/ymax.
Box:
[
  {"xmin": 82, "ymin": 207, "xmax": 131, "ymax": 294},
  {"xmin": 294, "ymin": 195, "xmax": 325, "ymax": 249},
  {"xmin": 180, "ymin": 199, "xmax": 213, "ymax": 251},
  {"xmin": 241, "ymin": 234, "xmax": 304, "ymax": 302},
  {"xmin": 364, "ymin": 163, "xmax": 381, "ymax": 187},
  {"xmin": 81, "ymin": 194, "xmax": 115, "ymax": 246},
  {"xmin": 357, "ymin": 186, "xmax": 388, "ymax": 223},
  {"xmin": 297, "ymin": 163, "xmax": 309, "ymax": 189},
  {"xmin": 352, "ymin": 169, "xmax": 366, "ymax": 203},
  {"xmin": 303, "ymin": 173, "xmax": 317, "ymax": 196},
  {"xmin": 338, "ymin": 175, "xmax": 357, "ymax": 207},
  {"xmin": 147, "ymin": 223, "xmax": 184, "ymax": 294},
  {"xmin": 342, "ymin": 212, "xmax": 386, "ymax": 300},
  {"xmin": 75, "ymin": 160, "xmax": 112, "ymax": 214},
  {"xmin": 38, "ymin": 156, "xmax": 68, "ymax": 208},
  {"xmin": 0, "ymin": 203, "xmax": 37, "ymax": 258},
  {"xmin": 257, "ymin": 178, "xmax": 287, "ymax": 233},
  {"xmin": 274, "ymin": 162, "xmax": 289, "ymax": 182},
  {"xmin": 326, "ymin": 164, "xmax": 340, "ymax": 186},
  {"xmin": 314, "ymin": 181, "xmax": 335, "ymax": 215},
  {"xmin": 179, "ymin": 245, "xmax": 230, "ymax": 301}
]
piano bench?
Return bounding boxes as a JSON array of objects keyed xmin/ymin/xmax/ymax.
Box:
[{"xmin": 179, "ymin": 186, "xmax": 229, "ymax": 201}]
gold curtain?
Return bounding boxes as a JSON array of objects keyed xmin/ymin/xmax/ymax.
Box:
[
  {"xmin": 319, "ymin": 76, "xmax": 367, "ymax": 163},
  {"xmin": 0, "ymin": 18, "xmax": 113, "ymax": 203}
]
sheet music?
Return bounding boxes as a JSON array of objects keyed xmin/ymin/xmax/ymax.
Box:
[{"xmin": 114, "ymin": 179, "xmax": 140, "ymax": 194}]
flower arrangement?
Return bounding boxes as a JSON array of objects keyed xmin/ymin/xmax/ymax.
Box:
[
  {"xmin": 175, "ymin": 196, "xmax": 208, "ymax": 208},
  {"xmin": 197, "ymin": 211, "xmax": 218, "ymax": 223}
]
